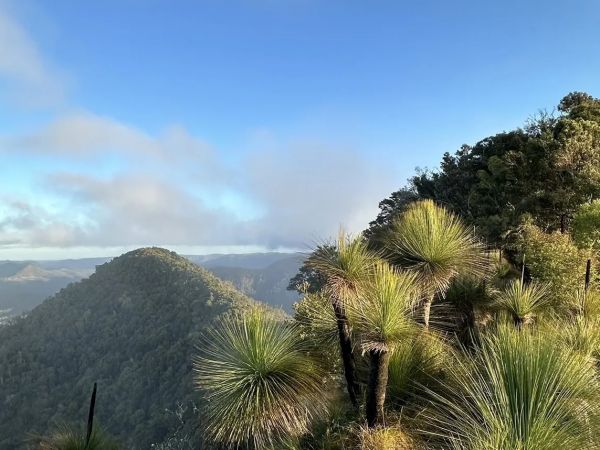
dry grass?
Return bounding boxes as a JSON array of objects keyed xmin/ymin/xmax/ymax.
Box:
[{"xmin": 357, "ymin": 426, "xmax": 421, "ymax": 450}]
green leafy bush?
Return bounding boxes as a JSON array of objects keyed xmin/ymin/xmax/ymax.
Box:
[
  {"xmin": 572, "ymin": 200, "xmax": 600, "ymax": 251},
  {"xmin": 517, "ymin": 222, "xmax": 593, "ymax": 304}
]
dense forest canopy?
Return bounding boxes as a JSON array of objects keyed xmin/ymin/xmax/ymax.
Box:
[
  {"xmin": 366, "ymin": 92, "xmax": 600, "ymax": 246},
  {"xmin": 0, "ymin": 248, "xmax": 260, "ymax": 449}
]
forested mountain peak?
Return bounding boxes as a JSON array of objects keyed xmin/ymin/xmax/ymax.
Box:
[{"xmin": 0, "ymin": 247, "xmax": 258, "ymax": 449}]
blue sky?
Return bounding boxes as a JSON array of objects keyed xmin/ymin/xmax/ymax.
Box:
[{"xmin": 1, "ymin": 0, "xmax": 600, "ymax": 259}]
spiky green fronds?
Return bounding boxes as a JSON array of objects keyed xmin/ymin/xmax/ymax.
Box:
[
  {"xmin": 427, "ymin": 327, "xmax": 600, "ymax": 450},
  {"xmin": 558, "ymin": 317, "xmax": 600, "ymax": 362},
  {"xmin": 294, "ymin": 290, "xmax": 338, "ymax": 337},
  {"xmin": 387, "ymin": 332, "xmax": 448, "ymax": 404},
  {"xmin": 568, "ymin": 288, "xmax": 600, "ymax": 320},
  {"xmin": 346, "ymin": 263, "xmax": 420, "ymax": 353},
  {"xmin": 194, "ymin": 308, "xmax": 327, "ymax": 449},
  {"xmin": 307, "ymin": 230, "xmax": 381, "ymax": 300},
  {"xmin": 491, "ymin": 279, "xmax": 550, "ymax": 325},
  {"xmin": 383, "ymin": 200, "xmax": 488, "ymax": 296},
  {"xmin": 33, "ymin": 425, "xmax": 119, "ymax": 450},
  {"xmin": 293, "ymin": 290, "xmax": 341, "ymax": 371},
  {"xmin": 444, "ymin": 276, "xmax": 490, "ymax": 314}
]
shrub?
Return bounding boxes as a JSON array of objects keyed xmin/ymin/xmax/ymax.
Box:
[
  {"xmin": 572, "ymin": 200, "xmax": 600, "ymax": 251},
  {"xmin": 517, "ymin": 222, "xmax": 593, "ymax": 304}
]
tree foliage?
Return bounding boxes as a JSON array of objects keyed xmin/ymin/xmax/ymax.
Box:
[
  {"xmin": 0, "ymin": 248, "xmax": 257, "ymax": 449},
  {"xmin": 367, "ymin": 92, "xmax": 600, "ymax": 245},
  {"xmin": 572, "ymin": 199, "xmax": 600, "ymax": 251},
  {"xmin": 516, "ymin": 221, "xmax": 594, "ymax": 304}
]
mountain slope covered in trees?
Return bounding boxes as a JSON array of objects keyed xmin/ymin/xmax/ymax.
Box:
[
  {"xmin": 0, "ymin": 253, "xmax": 299, "ymax": 319},
  {"xmin": 208, "ymin": 255, "xmax": 303, "ymax": 311},
  {"xmin": 0, "ymin": 248, "xmax": 259, "ymax": 449}
]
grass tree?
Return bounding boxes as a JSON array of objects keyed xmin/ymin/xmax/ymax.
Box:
[
  {"xmin": 387, "ymin": 331, "xmax": 448, "ymax": 406},
  {"xmin": 346, "ymin": 262, "xmax": 420, "ymax": 427},
  {"xmin": 444, "ymin": 275, "xmax": 491, "ymax": 345},
  {"xmin": 193, "ymin": 307, "xmax": 326, "ymax": 449},
  {"xmin": 427, "ymin": 327, "xmax": 600, "ymax": 450},
  {"xmin": 492, "ymin": 279, "xmax": 550, "ymax": 328},
  {"xmin": 559, "ymin": 317, "xmax": 600, "ymax": 362},
  {"xmin": 307, "ymin": 231, "xmax": 380, "ymax": 407},
  {"xmin": 382, "ymin": 200, "xmax": 487, "ymax": 328},
  {"xmin": 33, "ymin": 425, "xmax": 119, "ymax": 450},
  {"xmin": 569, "ymin": 287, "xmax": 600, "ymax": 319}
]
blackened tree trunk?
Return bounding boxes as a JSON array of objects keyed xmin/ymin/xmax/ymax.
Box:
[
  {"xmin": 86, "ymin": 382, "xmax": 97, "ymax": 446},
  {"xmin": 585, "ymin": 259, "xmax": 592, "ymax": 291},
  {"xmin": 332, "ymin": 301, "xmax": 360, "ymax": 408},
  {"xmin": 459, "ymin": 306, "xmax": 477, "ymax": 348},
  {"xmin": 366, "ymin": 349, "xmax": 390, "ymax": 428}
]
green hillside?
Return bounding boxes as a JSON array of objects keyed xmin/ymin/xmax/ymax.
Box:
[
  {"xmin": 0, "ymin": 248, "xmax": 257, "ymax": 449},
  {"xmin": 208, "ymin": 255, "xmax": 303, "ymax": 311}
]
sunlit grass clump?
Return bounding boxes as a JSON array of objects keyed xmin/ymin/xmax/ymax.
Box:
[
  {"xmin": 558, "ymin": 317, "xmax": 600, "ymax": 361},
  {"xmin": 569, "ymin": 287, "xmax": 600, "ymax": 319},
  {"xmin": 387, "ymin": 332, "xmax": 447, "ymax": 404},
  {"xmin": 194, "ymin": 307, "xmax": 326, "ymax": 448},
  {"xmin": 346, "ymin": 263, "xmax": 419, "ymax": 354},
  {"xmin": 429, "ymin": 326, "xmax": 600, "ymax": 450},
  {"xmin": 491, "ymin": 279, "xmax": 550, "ymax": 326}
]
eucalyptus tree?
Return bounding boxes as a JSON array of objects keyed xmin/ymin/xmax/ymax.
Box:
[
  {"xmin": 382, "ymin": 200, "xmax": 487, "ymax": 328},
  {"xmin": 307, "ymin": 231, "xmax": 380, "ymax": 407},
  {"xmin": 345, "ymin": 262, "xmax": 420, "ymax": 427},
  {"xmin": 193, "ymin": 308, "xmax": 326, "ymax": 449}
]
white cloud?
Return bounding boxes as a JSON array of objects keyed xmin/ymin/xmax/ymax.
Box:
[
  {"xmin": 0, "ymin": 5, "xmax": 66, "ymax": 106},
  {"xmin": 0, "ymin": 197, "xmax": 88, "ymax": 247},
  {"xmin": 244, "ymin": 142, "xmax": 393, "ymax": 247},
  {"xmin": 1, "ymin": 124, "xmax": 395, "ymax": 252},
  {"xmin": 44, "ymin": 172, "xmax": 239, "ymax": 247},
  {"xmin": 8, "ymin": 112, "xmax": 213, "ymax": 162}
]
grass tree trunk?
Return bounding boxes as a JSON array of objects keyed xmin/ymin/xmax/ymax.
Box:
[
  {"xmin": 423, "ymin": 294, "xmax": 434, "ymax": 329},
  {"xmin": 332, "ymin": 301, "xmax": 360, "ymax": 408},
  {"xmin": 366, "ymin": 349, "xmax": 390, "ymax": 428},
  {"xmin": 513, "ymin": 315, "xmax": 525, "ymax": 330},
  {"xmin": 585, "ymin": 259, "xmax": 592, "ymax": 291},
  {"xmin": 459, "ymin": 306, "xmax": 477, "ymax": 348},
  {"xmin": 86, "ymin": 382, "xmax": 97, "ymax": 446}
]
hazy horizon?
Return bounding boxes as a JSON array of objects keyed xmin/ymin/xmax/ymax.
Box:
[{"xmin": 0, "ymin": 245, "xmax": 304, "ymax": 261}]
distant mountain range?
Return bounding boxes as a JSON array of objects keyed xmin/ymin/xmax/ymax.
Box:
[
  {"xmin": 0, "ymin": 252, "xmax": 305, "ymax": 318},
  {"xmin": 0, "ymin": 248, "xmax": 265, "ymax": 449}
]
